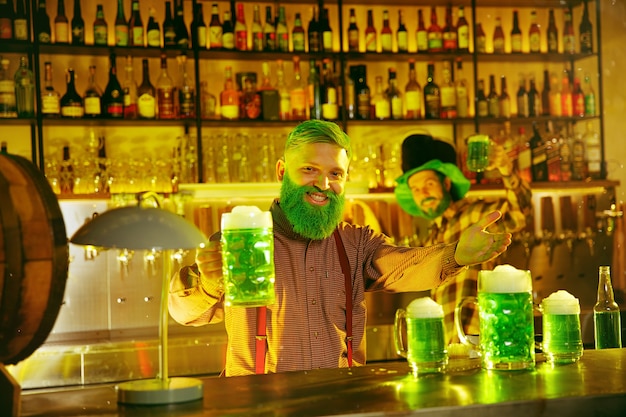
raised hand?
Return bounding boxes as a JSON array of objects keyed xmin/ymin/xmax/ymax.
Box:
[{"xmin": 454, "ymin": 210, "xmax": 512, "ymax": 266}]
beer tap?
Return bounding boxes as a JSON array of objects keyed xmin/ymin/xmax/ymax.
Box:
[
  {"xmin": 540, "ymin": 196, "xmax": 557, "ymax": 265},
  {"xmin": 559, "ymin": 196, "xmax": 577, "ymax": 255},
  {"xmin": 578, "ymin": 194, "xmax": 597, "ymax": 257}
]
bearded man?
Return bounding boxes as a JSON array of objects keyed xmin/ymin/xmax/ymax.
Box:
[
  {"xmin": 394, "ymin": 134, "xmax": 533, "ymax": 344},
  {"xmin": 169, "ymin": 121, "xmax": 513, "ymax": 376}
]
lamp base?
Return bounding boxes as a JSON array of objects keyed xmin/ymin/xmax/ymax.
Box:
[{"xmin": 117, "ymin": 377, "xmax": 203, "ymax": 405}]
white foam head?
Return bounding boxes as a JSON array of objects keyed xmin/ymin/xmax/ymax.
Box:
[
  {"xmin": 541, "ymin": 290, "xmax": 580, "ymax": 315},
  {"xmin": 406, "ymin": 297, "xmax": 444, "ymax": 318},
  {"xmin": 479, "ymin": 264, "xmax": 532, "ymax": 293},
  {"xmin": 221, "ymin": 206, "xmax": 273, "ymax": 230}
]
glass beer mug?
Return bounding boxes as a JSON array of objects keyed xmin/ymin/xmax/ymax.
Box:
[
  {"xmin": 221, "ymin": 205, "xmax": 276, "ymax": 307},
  {"xmin": 539, "ymin": 290, "xmax": 583, "ymax": 365},
  {"xmin": 455, "ymin": 264, "xmax": 535, "ymax": 371}
]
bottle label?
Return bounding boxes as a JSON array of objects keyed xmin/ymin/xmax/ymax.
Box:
[
  {"xmin": 235, "ymin": 30, "xmax": 247, "ymax": 50},
  {"xmin": 529, "ymin": 33, "xmax": 541, "ymax": 52},
  {"xmin": 493, "ymin": 37, "xmax": 505, "ymax": 53},
  {"xmin": 585, "ymin": 94, "xmax": 596, "ymax": 116},
  {"xmin": 511, "ymin": 34, "xmax": 522, "ymax": 52},
  {"xmin": 357, "ymin": 93, "xmax": 370, "ymax": 119},
  {"xmin": 61, "ymin": 105, "xmax": 84, "ymax": 118},
  {"xmin": 222, "ymin": 32, "xmax": 234, "ymax": 49},
  {"xmin": 38, "ymin": 31, "xmax": 51, "ymax": 43},
  {"xmin": 221, "ymin": 104, "xmax": 239, "ymax": 119},
  {"xmin": 365, "ymin": 32, "xmax": 376, "ymax": 52},
  {"xmin": 477, "ymin": 100, "xmax": 488, "ymax": 117},
  {"xmin": 55, "ymin": 23, "xmax": 69, "ymax": 43},
  {"xmin": 84, "ymin": 96, "xmax": 102, "ymax": 115},
  {"xmin": 0, "ymin": 19, "xmax": 12, "ymax": 39},
  {"xmin": 425, "ymin": 94, "xmax": 440, "ymax": 118},
  {"xmin": 548, "ymin": 33, "xmax": 558, "ymax": 52},
  {"xmin": 106, "ymin": 102, "xmax": 124, "ymax": 117},
  {"xmin": 131, "ymin": 27, "xmax": 144, "ymax": 46},
  {"xmin": 456, "ymin": 88, "xmax": 468, "ymax": 118},
  {"xmin": 290, "ymin": 88, "xmax": 306, "ymax": 114},
  {"xmin": 94, "ymin": 26, "xmax": 107, "ymax": 45},
  {"xmin": 14, "ymin": 20, "xmax": 28, "ymax": 40},
  {"xmin": 322, "ymin": 103, "xmax": 338, "ymax": 120},
  {"xmin": 292, "ymin": 33, "xmax": 305, "ymax": 52},
  {"xmin": 197, "ymin": 27, "xmax": 207, "ymax": 48},
  {"xmin": 427, "ymin": 32, "xmax": 442, "ymax": 51},
  {"xmin": 278, "ymin": 33, "xmax": 289, "ymax": 52},
  {"xmin": 348, "ymin": 30, "xmax": 359, "ymax": 51},
  {"xmin": 397, "ymin": 32, "xmax": 408, "ymax": 52},
  {"xmin": 147, "ymin": 29, "xmax": 161, "ymax": 47},
  {"xmin": 380, "ymin": 33, "xmax": 392, "ymax": 52},
  {"xmin": 476, "ymin": 35, "xmax": 486, "ymax": 53},
  {"xmin": 580, "ymin": 32, "xmax": 593, "ymax": 53},
  {"xmin": 115, "ymin": 25, "xmax": 129, "ymax": 46},
  {"xmin": 442, "ymin": 32, "xmax": 457, "ymax": 50},
  {"xmin": 252, "ymin": 31, "xmax": 263, "ymax": 51},
  {"xmin": 416, "ymin": 30, "xmax": 428, "ymax": 51},
  {"xmin": 322, "ymin": 31, "xmax": 332, "ymax": 51},
  {"xmin": 138, "ymin": 93, "xmax": 156, "ymax": 118},
  {"xmin": 42, "ymin": 95, "xmax": 60, "ymax": 114},
  {"xmin": 374, "ymin": 99, "xmax": 390, "ymax": 119},
  {"xmin": 405, "ymin": 91, "xmax": 420, "ymax": 113},
  {"xmin": 563, "ymin": 35, "xmax": 576, "ymax": 53},
  {"xmin": 457, "ymin": 26, "xmax": 469, "ymax": 50},
  {"xmin": 391, "ymin": 96, "xmax": 402, "ymax": 119},
  {"xmin": 210, "ymin": 26, "xmax": 223, "ymax": 48}
]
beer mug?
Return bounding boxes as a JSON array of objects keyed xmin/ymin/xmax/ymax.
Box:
[
  {"xmin": 394, "ymin": 297, "xmax": 448, "ymax": 376},
  {"xmin": 466, "ymin": 134, "xmax": 491, "ymax": 172},
  {"xmin": 539, "ymin": 290, "xmax": 583, "ymax": 365},
  {"xmin": 221, "ymin": 205, "xmax": 275, "ymax": 307},
  {"xmin": 455, "ymin": 265, "xmax": 535, "ymax": 371}
]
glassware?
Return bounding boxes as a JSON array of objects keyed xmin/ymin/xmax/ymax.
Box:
[
  {"xmin": 540, "ymin": 290, "xmax": 583, "ymax": 364},
  {"xmin": 54, "ymin": 0, "xmax": 69, "ymax": 43},
  {"xmin": 594, "ymin": 266, "xmax": 622, "ymax": 349},
  {"xmin": 83, "ymin": 65, "xmax": 102, "ymax": 118},
  {"xmin": 128, "ymin": 0, "xmax": 144, "ymax": 47},
  {"xmin": 14, "ymin": 56, "xmax": 34, "ymax": 117},
  {"xmin": 41, "ymin": 61, "xmax": 60, "ymax": 117},
  {"xmin": 93, "ymin": 3, "xmax": 107, "ymax": 46},
  {"xmin": 71, "ymin": 0, "xmax": 84, "ymax": 45}
]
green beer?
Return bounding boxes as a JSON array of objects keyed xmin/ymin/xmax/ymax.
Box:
[
  {"xmin": 594, "ymin": 311, "xmax": 622, "ymax": 349},
  {"xmin": 543, "ymin": 314, "xmax": 583, "ymax": 363},
  {"xmin": 466, "ymin": 134, "xmax": 490, "ymax": 172}
]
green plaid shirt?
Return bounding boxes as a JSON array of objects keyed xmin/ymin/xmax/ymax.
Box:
[{"xmin": 420, "ymin": 171, "xmax": 533, "ymax": 344}]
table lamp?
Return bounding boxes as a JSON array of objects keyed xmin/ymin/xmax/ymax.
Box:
[{"xmin": 70, "ymin": 193, "xmax": 207, "ymax": 405}]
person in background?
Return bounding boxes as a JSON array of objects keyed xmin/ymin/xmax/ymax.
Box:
[
  {"xmin": 169, "ymin": 120, "xmax": 512, "ymax": 376},
  {"xmin": 394, "ymin": 134, "xmax": 533, "ymax": 344}
]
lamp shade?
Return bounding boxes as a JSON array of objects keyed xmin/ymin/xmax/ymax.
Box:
[{"xmin": 70, "ymin": 206, "xmax": 207, "ymax": 250}]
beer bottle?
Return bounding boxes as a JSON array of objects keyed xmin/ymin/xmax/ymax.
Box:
[{"xmin": 594, "ymin": 266, "xmax": 622, "ymax": 349}]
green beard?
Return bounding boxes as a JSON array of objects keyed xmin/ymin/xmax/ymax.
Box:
[
  {"xmin": 418, "ymin": 190, "xmax": 452, "ymax": 220},
  {"xmin": 279, "ymin": 172, "xmax": 345, "ymax": 240}
]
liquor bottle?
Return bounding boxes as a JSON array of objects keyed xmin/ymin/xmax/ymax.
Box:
[
  {"xmin": 307, "ymin": 59, "xmax": 321, "ymax": 119},
  {"xmin": 455, "ymin": 59, "xmax": 468, "ymax": 118},
  {"xmin": 239, "ymin": 74, "xmax": 261, "ymax": 121},
  {"xmin": 372, "ymin": 75, "xmax": 389, "ymax": 120},
  {"xmin": 476, "ymin": 79, "xmax": 488, "ymax": 117},
  {"xmin": 456, "ymin": 6, "xmax": 469, "ymax": 53},
  {"xmin": 517, "ymin": 127, "xmax": 532, "ymax": 183},
  {"xmin": 220, "ymin": 65, "xmax": 238, "ymax": 120},
  {"xmin": 528, "ymin": 75, "xmax": 541, "ymax": 116},
  {"xmin": 346, "ymin": 8, "xmax": 359, "ymax": 52},
  {"xmin": 492, "ymin": 16, "xmax": 505, "ymax": 53},
  {"xmin": 352, "ymin": 65, "xmax": 370, "ymax": 120},
  {"xmin": 386, "ymin": 68, "xmax": 402, "ymax": 120},
  {"xmin": 0, "ymin": 57, "xmax": 16, "ymax": 117},
  {"xmin": 192, "ymin": 3, "xmax": 206, "ymax": 49},
  {"xmin": 14, "ymin": 56, "xmax": 34, "ymax": 117},
  {"xmin": 541, "ymin": 69, "xmax": 551, "ymax": 116},
  {"xmin": 510, "ymin": 10, "xmax": 522, "ymax": 53},
  {"xmin": 13, "ymin": 0, "xmax": 28, "ymax": 41},
  {"xmin": 59, "ymin": 145, "xmax": 73, "ymax": 195},
  {"xmin": 177, "ymin": 53, "xmax": 195, "ymax": 119},
  {"xmin": 262, "ymin": 6, "xmax": 275, "ymax": 51},
  {"xmin": 200, "ymin": 81, "xmax": 216, "ymax": 119},
  {"xmin": 571, "ymin": 131, "xmax": 586, "ymax": 181},
  {"xmin": 276, "ymin": 6, "xmax": 288, "ymax": 52},
  {"xmin": 365, "ymin": 9, "xmax": 376, "ymax": 52},
  {"xmin": 427, "ymin": 7, "xmax": 442, "ymax": 53},
  {"xmin": 516, "ymin": 76, "xmax": 528, "ymax": 117},
  {"xmin": 547, "ymin": 9, "xmax": 558, "ymax": 53},
  {"xmin": 275, "ymin": 60, "xmax": 291, "ymax": 121},
  {"xmin": 396, "ymin": 10, "xmax": 408, "ymax": 53},
  {"xmin": 221, "ymin": 10, "xmax": 233, "ymax": 50},
  {"xmin": 572, "ymin": 77, "xmax": 585, "ymax": 117},
  {"xmin": 163, "ymin": 0, "xmax": 176, "ymax": 46},
  {"xmin": 584, "ymin": 73, "xmax": 596, "ymax": 116},
  {"xmin": 251, "ymin": 4, "xmax": 262, "ymax": 51},
  {"xmin": 114, "ymin": 0, "xmax": 128, "ymax": 46},
  {"xmin": 320, "ymin": 8, "xmax": 332, "ymax": 52},
  {"xmin": 122, "ymin": 56, "xmax": 137, "ymax": 118},
  {"xmin": 499, "ymin": 75, "xmax": 511, "ymax": 118},
  {"xmin": 530, "ymin": 121, "xmax": 548, "ymax": 181},
  {"xmin": 290, "ymin": 56, "xmax": 307, "ymax": 121},
  {"xmin": 344, "ymin": 65, "xmax": 355, "ymax": 120},
  {"xmin": 549, "ymin": 71, "xmax": 562, "ymax": 116},
  {"xmin": 137, "ymin": 58, "xmax": 156, "ymax": 119},
  {"xmin": 405, "ymin": 59, "xmax": 421, "ymax": 119},
  {"xmin": 174, "ymin": 0, "xmax": 189, "ymax": 48},
  {"xmin": 307, "ymin": 6, "xmax": 320, "ymax": 53},
  {"xmin": 475, "ymin": 22, "xmax": 486, "ymax": 53},
  {"xmin": 41, "ymin": 61, "xmax": 60, "ymax": 117},
  {"xmin": 583, "ymin": 121, "xmax": 601, "ymax": 179},
  {"xmin": 423, "ymin": 62, "xmax": 440, "ymax": 119},
  {"xmin": 71, "ymin": 0, "xmax": 84, "ymax": 45},
  {"xmin": 442, "ymin": 5, "xmax": 457, "ymax": 52},
  {"xmin": 487, "ymin": 74, "xmax": 499, "ymax": 117},
  {"xmin": 146, "ymin": 6, "xmax": 160, "ymax": 47},
  {"xmin": 292, "ymin": 12, "xmax": 305, "ymax": 52},
  {"xmin": 102, "ymin": 53, "xmax": 124, "ymax": 118},
  {"xmin": 563, "ymin": 8, "xmax": 575, "ymax": 54},
  {"xmin": 321, "ymin": 59, "xmax": 338, "ymax": 121},
  {"xmin": 594, "ymin": 266, "xmax": 622, "ymax": 349},
  {"xmin": 544, "ymin": 121, "xmax": 561, "ymax": 181},
  {"xmin": 558, "ymin": 126, "xmax": 572, "ymax": 181},
  {"xmin": 439, "ymin": 61, "xmax": 456, "ymax": 119},
  {"xmin": 83, "ymin": 65, "xmax": 102, "ymax": 117},
  {"xmin": 416, "ymin": 9, "xmax": 427, "ymax": 53},
  {"xmin": 579, "ymin": 0, "xmax": 593, "ymax": 53},
  {"xmin": 528, "ymin": 9, "xmax": 540, "ymax": 53},
  {"xmin": 208, "ymin": 3, "xmax": 222, "ymax": 50},
  {"xmin": 0, "ymin": 0, "xmax": 14, "ymax": 39},
  {"xmin": 561, "ymin": 71, "xmax": 573, "ymax": 117},
  {"xmin": 128, "ymin": 0, "xmax": 143, "ymax": 47},
  {"xmin": 234, "ymin": 2, "xmax": 247, "ymax": 51},
  {"xmin": 55, "ymin": 0, "xmax": 69, "ymax": 43},
  {"xmin": 60, "ymin": 68, "xmax": 84, "ymax": 118},
  {"xmin": 36, "ymin": 0, "xmax": 51, "ymax": 43},
  {"xmin": 156, "ymin": 54, "xmax": 175, "ymax": 119},
  {"xmin": 380, "ymin": 9, "xmax": 392, "ymax": 53},
  {"xmin": 93, "ymin": 3, "xmax": 107, "ymax": 46}
]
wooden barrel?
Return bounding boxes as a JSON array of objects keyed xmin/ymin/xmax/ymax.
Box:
[{"xmin": 0, "ymin": 152, "xmax": 68, "ymax": 365}]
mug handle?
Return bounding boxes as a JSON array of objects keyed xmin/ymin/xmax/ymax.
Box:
[
  {"xmin": 394, "ymin": 309, "xmax": 408, "ymax": 358},
  {"xmin": 455, "ymin": 296, "xmax": 479, "ymax": 349}
]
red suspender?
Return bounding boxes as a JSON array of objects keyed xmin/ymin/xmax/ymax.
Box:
[{"xmin": 254, "ymin": 229, "xmax": 354, "ymax": 374}]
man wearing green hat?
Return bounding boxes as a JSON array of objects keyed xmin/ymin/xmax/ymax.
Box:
[{"xmin": 395, "ymin": 133, "xmax": 533, "ymax": 344}]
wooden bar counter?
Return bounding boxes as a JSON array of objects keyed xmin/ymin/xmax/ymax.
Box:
[{"xmin": 21, "ymin": 348, "xmax": 626, "ymax": 416}]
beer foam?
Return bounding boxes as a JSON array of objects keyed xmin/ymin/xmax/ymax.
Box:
[
  {"xmin": 479, "ymin": 264, "xmax": 531, "ymax": 293},
  {"xmin": 541, "ymin": 290, "xmax": 581, "ymax": 315},
  {"xmin": 406, "ymin": 297, "xmax": 444, "ymax": 318},
  {"xmin": 221, "ymin": 206, "xmax": 273, "ymax": 230}
]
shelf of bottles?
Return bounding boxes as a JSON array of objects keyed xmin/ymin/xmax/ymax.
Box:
[{"xmin": 0, "ymin": 0, "xmax": 607, "ymax": 194}]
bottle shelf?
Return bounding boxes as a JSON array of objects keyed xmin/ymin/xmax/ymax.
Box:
[{"xmin": 476, "ymin": 52, "xmax": 598, "ymax": 63}]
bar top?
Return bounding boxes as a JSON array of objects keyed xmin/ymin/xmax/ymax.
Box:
[{"xmin": 21, "ymin": 348, "xmax": 626, "ymax": 417}]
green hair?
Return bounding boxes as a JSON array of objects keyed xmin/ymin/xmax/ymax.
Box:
[{"xmin": 285, "ymin": 120, "xmax": 352, "ymax": 161}]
